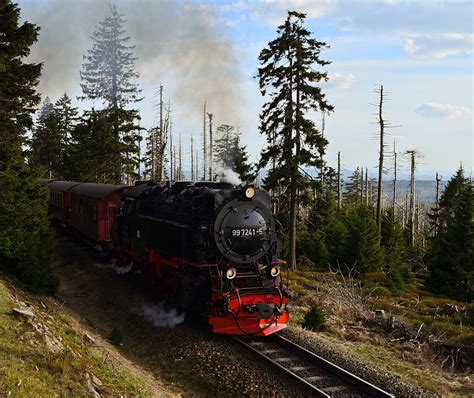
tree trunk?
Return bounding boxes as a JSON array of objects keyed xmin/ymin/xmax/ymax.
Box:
[
  {"xmin": 203, "ymin": 102, "xmax": 207, "ymax": 181},
  {"xmin": 365, "ymin": 167, "xmax": 369, "ymax": 206},
  {"xmin": 392, "ymin": 140, "xmax": 397, "ymax": 213},
  {"xmin": 337, "ymin": 151, "xmax": 341, "ymax": 209},
  {"xmin": 408, "ymin": 150, "xmax": 416, "ymax": 246},
  {"xmin": 434, "ymin": 172, "xmax": 441, "ymax": 235},
  {"xmin": 288, "ymin": 40, "xmax": 297, "ymax": 270},
  {"xmin": 191, "ymin": 135, "xmax": 194, "ymax": 181},
  {"xmin": 376, "ymin": 85, "xmax": 385, "ymax": 237},
  {"xmin": 320, "ymin": 111, "xmax": 325, "ymax": 188},
  {"xmin": 208, "ymin": 113, "xmax": 213, "ymax": 181}
]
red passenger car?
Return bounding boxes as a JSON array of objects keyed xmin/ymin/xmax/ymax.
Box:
[
  {"xmin": 47, "ymin": 181, "xmax": 82, "ymax": 225},
  {"xmin": 69, "ymin": 183, "xmax": 127, "ymax": 251}
]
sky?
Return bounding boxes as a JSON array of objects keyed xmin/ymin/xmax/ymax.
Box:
[{"xmin": 18, "ymin": 0, "xmax": 473, "ymax": 179}]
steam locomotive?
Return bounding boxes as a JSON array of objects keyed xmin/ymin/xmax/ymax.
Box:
[{"xmin": 40, "ymin": 179, "xmax": 290, "ymax": 336}]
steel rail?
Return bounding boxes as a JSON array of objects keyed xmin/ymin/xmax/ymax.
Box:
[{"xmin": 233, "ymin": 334, "xmax": 395, "ymax": 398}]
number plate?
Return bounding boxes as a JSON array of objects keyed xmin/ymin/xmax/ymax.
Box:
[{"xmin": 231, "ymin": 228, "xmax": 263, "ymax": 237}]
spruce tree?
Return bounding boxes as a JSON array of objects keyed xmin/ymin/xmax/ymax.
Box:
[
  {"xmin": 303, "ymin": 189, "xmax": 346, "ymax": 268},
  {"xmin": 344, "ymin": 167, "xmax": 363, "ymax": 205},
  {"xmin": 235, "ymin": 145, "xmax": 254, "ymax": 184},
  {"xmin": 381, "ymin": 209, "xmax": 412, "ymax": 291},
  {"xmin": 29, "ymin": 97, "xmax": 62, "ymax": 178},
  {"xmin": 0, "ymin": 0, "xmax": 56, "ymax": 294},
  {"xmin": 54, "ymin": 93, "xmax": 78, "ymax": 177},
  {"xmin": 426, "ymin": 167, "xmax": 473, "ymax": 301},
  {"xmin": 66, "ymin": 109, "xmax": 123, "ymax": 184},
  {"xmin": 30, "ymin": 94, "xmax": 78, "ymax": 178},
  {"xmin": 54, "ymin": 93, "xmax": 78, "ymax": 147},
  {"xmin": 258, "ymin": 11, "xmax": 333, "ymax": 269},
  {"xmin": 79, "ymin": 4, "xmax": 142, "ymax": 183},
  {"xmin": 344, "ymin": 206, "xmax": 385, "ymax": 274},
  {"xmin": 214, "ymin": 124, "xmax": 239, "ymax": 169},
  {"xmin": 80, "ymin": 4, "xmax": 141, "ymax": 108}
]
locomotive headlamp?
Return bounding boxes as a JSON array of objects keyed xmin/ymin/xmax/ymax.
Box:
[
  {"xmin": 244, "ymin": 186, "xmax": 255, "ymax": 199},
  {"xmin": 226, "ymin": 267, "xmax": 237, "ymax": 280},
  {"xmin": 270, "ymin": 266, "xmax": 281, "ymax": 278}
]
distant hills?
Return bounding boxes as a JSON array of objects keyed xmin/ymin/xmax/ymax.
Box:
[{"xmin": 381, "ymin": 180, "xmax": 447, "ymax": 205}]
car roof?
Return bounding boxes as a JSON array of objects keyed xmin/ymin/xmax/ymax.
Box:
[
  {"xmin": 48, "ymin": 181, "xmax": 82, "ymax": 192},
  {"xmin": 69, "ymin": 183, "xmax": 128, "ymax": 199}
]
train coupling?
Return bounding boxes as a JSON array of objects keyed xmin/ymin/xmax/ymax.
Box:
[{"xmin": 245, "ymin": 303, "xmax": 284, "ymax": 319}]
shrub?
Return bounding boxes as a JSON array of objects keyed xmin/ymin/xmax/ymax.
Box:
[
  {"xmin": 107, "ymin": 327, "xmax": 123, "ymax": 346},
  {"xmin": 371, "ymin": 286, "xmax": 391, "ymax": 297},
  {"xmin": 465, "ymin": 305, "xmax": 474, "ymax": 327},
  {"xmin": 302, "ymin": 305, "xmax": 327, "ymax": 330}
]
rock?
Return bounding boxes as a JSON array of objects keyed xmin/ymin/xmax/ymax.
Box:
[
  {"xmin": 44, "ymin": 334, "xmax": 64, "ymax": 354},
  {"xmin": 387, "ymin": 315, "xmax": 396, "ymax": 329},
  {"xmin": 85, "ymin": 373, "xmax": 101, "ymax": 398},
  {"xmin": 84, "ymin": 332, "xmax": 97, "ymax": 345},
  {"xmin": 374, "ymin": 309, "xmax": 386, "ymax": 319},
  {"xmin": 11, "ymin": 307, "xmax": 35, "ymax": 319},
  {"xmin": 91, "ymin": 373, "xmax": 103, "ymax": 388}
]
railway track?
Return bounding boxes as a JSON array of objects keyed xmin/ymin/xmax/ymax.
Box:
[{"xmin": 234, "ymin": 334, "xmax": 394, "ymax": 397}]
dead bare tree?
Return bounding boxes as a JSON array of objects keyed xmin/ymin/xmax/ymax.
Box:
[
  {"xmin": 372, "ymin": 85, "xmax": 399, "ymax": 235},
  {"xmin": 207, "ymin": 112, "xmax": 214, "ymax": 181},
  {"xmin": 392, "ymin": 140, "xmax": 397, "ymax": 213},
  {"xmin": 337, "ymin": 151, "xmax": 342, "ymax": 209},
  {"xmin": 375, "ymin": 85, "xmax": 386, "ymax": 236},
  {"xmin": 178, "ymin": 133, "xmax": 183, "ymax": 180},
  {"xmin": 202, "ymin": 102, "xmax": 207, "ymax": 181},
  {"xmin": 406, "ymin": 149, "xmax": 421, "ymax": 246},
  {"xmin": 169, "ymin": 118, "xmax": 173, "ymax": 181},
  {"xmin": 434, "ymin": 172, "xmax": 442, "ymax": 235},
  {"xmin": 191, "ymin": 135, "xmax": 194, "ymax": 181},
  {"xmin": 320, "ymin": 111, "xmax": 325, "ymax": 188},
  {"xmin": 365, "ymin": 167, "xmax": 369, "ymax": 205},
  {"xmin": 195, "ymin": 149, "xmax": 199, "ymax": 182}
]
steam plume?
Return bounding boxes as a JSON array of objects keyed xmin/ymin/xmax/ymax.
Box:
[
  {"xmin": 215, "ymin": 161, "xmax": 242, "ymax": 185},
  {"xmin": 142, "ymin": 303, "xmax": 185, "ymax": 328}
]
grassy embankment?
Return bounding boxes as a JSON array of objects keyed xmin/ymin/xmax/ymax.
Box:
[
  {"xmin": 0, "ymin": 275, "xmax": 163, "ymax": 397},
  {"xmin": 286, "ymin": 270, "xmax": 474, "ymax": 396}
]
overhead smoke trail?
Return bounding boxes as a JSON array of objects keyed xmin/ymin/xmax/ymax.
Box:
[
  {"xmin": 19, "ymin": 0, "xmax": 244, "ymax": 123},
  {"xmin": 141, "ymin": 303, "xmax": 185, "ymax": 328}
]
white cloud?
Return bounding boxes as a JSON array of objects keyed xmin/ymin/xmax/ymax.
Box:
[
  {"xmin": 404, "ymin": 34, "xmax": 473, "ymax": 59},
  {"xmin": 415, "ymin": 102, "xmax": 471, "ymax": 119},
  {"xmin": 324, "ymin": 72, "xmax": 357, "ymax": 89}
]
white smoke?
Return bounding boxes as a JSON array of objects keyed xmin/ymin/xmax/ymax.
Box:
[
  {"xmin": 112, "ymin": 261, "xmax": 133, "ymax": 275},
  {"xmin": 142, "ymin": 303, "xmax": 185, "ymax": 328},
  {"xmin": 215, "ymin": 161, "xmax": 242, "ymax": 185}
]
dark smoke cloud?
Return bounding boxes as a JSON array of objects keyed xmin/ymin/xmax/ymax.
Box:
[{"xmin": 19, "ymin": 0, "xmax": 244, "ymax": 123}]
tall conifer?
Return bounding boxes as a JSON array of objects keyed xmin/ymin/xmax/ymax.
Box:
[
  {"xmin": 426, "ymin": 167, "xmax": 473, "ymax": 301},
  {"xmin": 257, "ymin": 11, "xmax": 333, "ymax": 269},
  {"xmin": 79, "ymin": 4, "xmax": 142, "ymax": 184},
  {"xmin": 235, "ymin": 145, "xmax": 254, "ymax": 184},
  {"xmin": 214, "ymin": 124, "xmax": 239, "ymax": 169},
  {"xmin": 0, "ymin": 0, "xmax": 56, "ymax": 293}
]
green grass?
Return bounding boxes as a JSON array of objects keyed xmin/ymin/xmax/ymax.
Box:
[{"xmin": 0, "ymin": 276, "xmax": 153, "ymax": 397}]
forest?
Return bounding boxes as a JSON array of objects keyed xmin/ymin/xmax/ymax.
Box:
[
  {"xmin": 1, "ymin": 2, "xmax": 472, "ymax": 302},
  {"xmin": 0, "ymin": 1, "xmax": 473, "ymax": 395}
]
